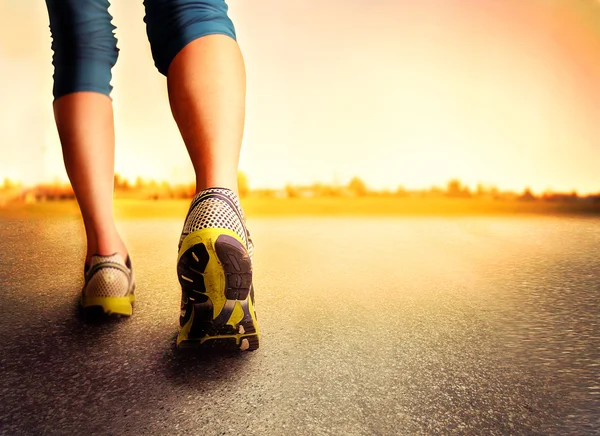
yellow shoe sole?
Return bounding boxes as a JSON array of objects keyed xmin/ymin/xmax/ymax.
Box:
[
  {"xmin": 81, "ymin": 293, "xmax": 135, "ymax": 317},
  {"xmin": 176, "ymin": 228, "xmax": 260, "ymax": 351}
]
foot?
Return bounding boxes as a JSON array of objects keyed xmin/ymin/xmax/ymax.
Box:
[
  {"xmin": 81, "ymin": 253, "xmax": 136, "ymax": 317},
  {"xmin": 176, "ymin": 187, "xmax": 259, "ymax": 351}
]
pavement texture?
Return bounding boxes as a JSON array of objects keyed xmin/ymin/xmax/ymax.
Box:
[{"xmin": 0, "ymin": 215, "xmax": 599, "ymax": 435}]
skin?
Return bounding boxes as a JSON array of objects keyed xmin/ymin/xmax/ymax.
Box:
[
  {"xmin": 53, "ymin": 92, "xmax": 127, "ymax": 265},
  {"xmin": 168, "ymin": 34, "xmax": 246, "ymax": 196},
  {"xmin": 52, "ymin": 34, "xmax": 246, "ymax": 264}
]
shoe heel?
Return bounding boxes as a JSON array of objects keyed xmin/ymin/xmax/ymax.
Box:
[
  {"xmin": 177, "ymin": 230, "xmax": 252, "ymax": 305},
  {"xmin": 81, "ymin": 295, "xmax": 134, "ymax": 317},
  {"xmin": 177, "ymin": 229, "xmax": 259, "ymax": 351},
  {"xmin": 214, "ymin": 234, "xmax": 252, "ymax": 301}
]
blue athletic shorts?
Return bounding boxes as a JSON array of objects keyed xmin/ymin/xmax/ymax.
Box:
[{"xmin": 45, "ymin": 0, "xmax": 237, "ymax": 99}]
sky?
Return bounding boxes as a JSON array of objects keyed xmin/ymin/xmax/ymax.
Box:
[{"xmin": 0, "ymin": 0, "xmax": 599, "ymax": 194}]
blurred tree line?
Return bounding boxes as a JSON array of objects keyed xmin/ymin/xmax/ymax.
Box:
[{"xmin": 2, "ymin": 173, "xmax": 599, "ymax": 203}]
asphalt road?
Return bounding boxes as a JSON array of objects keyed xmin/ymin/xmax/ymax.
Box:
[{"xmin": 0, "ymin": 215, "xmax": 599, "ymax": 435}]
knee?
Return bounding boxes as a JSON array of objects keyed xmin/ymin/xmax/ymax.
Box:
[
  {"xmin": 144, "ymin": 0, "xmax": 236, "ymax": 76},
  {"xmin": 46, "ymin": 0, "xmax": 119, "ymax": 99}
]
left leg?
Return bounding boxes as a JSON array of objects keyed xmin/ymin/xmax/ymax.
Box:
[{"xmin": 45, "ymin": 0, "xmax": 134, "ymax": 317}]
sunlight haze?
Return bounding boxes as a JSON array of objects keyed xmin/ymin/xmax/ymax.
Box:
[{"xmin": 0, "ymin": 0, "xmax": 599, "ymax": 194}]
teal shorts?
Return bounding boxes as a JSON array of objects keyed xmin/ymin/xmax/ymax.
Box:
[{"xmin": 45, "ymin": 0, "xmax": 237, "ymax": 99}]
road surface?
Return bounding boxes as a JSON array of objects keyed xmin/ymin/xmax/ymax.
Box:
[{"xmin": 0, "ymin": 215, "xmax": 599, "ymax": 435}]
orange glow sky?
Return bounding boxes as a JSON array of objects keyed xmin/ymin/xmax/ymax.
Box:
[{"xmin": 0, "ymin": 0, "xmax": 599, "ymax": 194}]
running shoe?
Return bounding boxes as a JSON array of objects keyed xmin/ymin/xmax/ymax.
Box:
[
  {"xmin": 176, "ymin": 187, "xmax": 260, "ymax": 351},
  {"xmin": 81, "ymin": 253, "xmax": 135, "ymax": 316}
]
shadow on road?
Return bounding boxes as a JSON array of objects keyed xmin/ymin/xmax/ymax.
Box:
[
  {"xmin": 159, "ymin": 333, "xmax": 255, "ymax": 384},
  {"xmin": 0, "ymin": 292, "xmax": 259, "ymax": 434}
]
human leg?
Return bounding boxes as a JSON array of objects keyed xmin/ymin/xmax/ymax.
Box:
[
  {"xmin": 144, "ymin": 0, "xmax": 243, "ymax": 193},
  {"xmin": 144, "ymin": 0, "xmax": 258, "ymax": 349},
  {"xmin": 46, "ymin": 0, "xmax": 134, "ymax": 316},
  {"xmin": 46, "ymin": 0, "xmax": 127, "ymax": 263}
]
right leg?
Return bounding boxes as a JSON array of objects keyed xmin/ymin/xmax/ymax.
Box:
[
  {"xmin": 144, "ymin": 0, "xmax": 259, "ymax": 349},
  {"xmin": 46, "ymin": 0, "xmax": 134, "ymax": 316}
]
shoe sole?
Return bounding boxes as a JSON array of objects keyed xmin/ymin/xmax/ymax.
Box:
[
  {"xmin": 80, "ymin": 294, "xmax": 135, "ymax": 317},
  {"xmin": 176, "ymin": 228, "xmax": 260, "ymax": 351}
]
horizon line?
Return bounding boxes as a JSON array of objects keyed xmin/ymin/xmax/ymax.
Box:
[{"xmin": 1, "ymin": 176, "xmax": 598, "ymax": 197}]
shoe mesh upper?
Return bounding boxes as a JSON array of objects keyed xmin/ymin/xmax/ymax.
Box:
[
  {"xmin": 84, "ymin": 254, "xmax": 132, "ymax": 298},
  {"xmin": 180, "ymin": 188, "xmax": 250, "ymax": 252}
]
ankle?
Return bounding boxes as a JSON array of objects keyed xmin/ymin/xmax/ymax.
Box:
[
  {"xmin": 86, "ymin": 237, "xmax": 129, "ymax": 265},
  {"xmin": 195, "ymin": 178, "xmax": 238, "ymax": 196}
]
